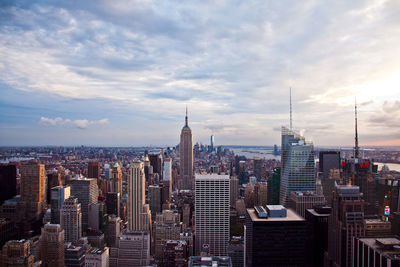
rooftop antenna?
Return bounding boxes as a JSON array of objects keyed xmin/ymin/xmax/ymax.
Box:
[
  {"xmin": 354, "ymin": 97, "xmax": 360, "ymax": 159},
  {"xmin": 185, "ymin": 105, "xmax": 188, "ymax": 126},
  {"xmin": 290, "ymin": 87, "xmax": 293, "ymax": 130}
]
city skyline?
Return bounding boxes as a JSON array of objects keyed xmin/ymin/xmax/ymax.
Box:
[{"xmin": 1, "ymin": 0, "xmax": 400, "ymax": 147}]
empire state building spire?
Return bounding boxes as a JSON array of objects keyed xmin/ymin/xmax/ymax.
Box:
[{"xmin": 185, "ymin": 105, "xmax": 188, "ymax": 127}]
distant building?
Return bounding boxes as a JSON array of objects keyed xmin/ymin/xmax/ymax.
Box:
[
  {"xmin": 127, "ymin": 160, "xmax": 151, "ymax": 232},
  {"xmin": 353, "ymin": 237, "xmax": 400, "ymax": 267},
  {"xmin": 289, "ymin": 191, "xmax": 326, "ymax": 218},
  {"xmin": 149, "ymin": 154, "xmax": 163, "ymax": 176},
  {"xmin": 253, "ymin": 157, "xmax": 262, "ymax": 179},
  {"xmin": 280, "ymin": 127, "xmax": 315, "ymax": 207},
  {"xmin": 179, "ymin": 108, "xmax": 194, "ymax": 190},
  {"xmin": 149, "ymin": 185, "xmax": 162, "ymax": 220},
  {"xmin": 106, "ymin": 192, "xmax": 120, "ymax": 218},
  {"xmin": 189, "ymin": 256, "xmax": 232, "ymax": 267},
  {"xmin": 70, "ymin": 177, "xmax": 99, "ymax": 231},
  {"xmin": 319, "ymin": 151, "xmax": 340, "ymax": 179},
  {"xmin": 163, "ymin": 240, "xmax": 188, "ymax": 267},
  {"xmin": 267, "ymin": 168, "xmax": 280, "ymax": 205},
  {"xmin": 105, "ymin": 215, "xmax": 121, "ymax": 248},
  {"xmin": 88, "ymin": 202, "xmax": 107, "ymax": 232},
  {"xmin": 40, "ymin": 223, "xmax": 65, "ymax": 267},
  {"xmin": 110, "ymin": 163, "xmax": 122, "ymax": 203},
  {"xmin": 109, "ymin": 230, "xmax": 150, "ymax": 267},
  {"xmin": 51, "ymin": 185, "xmax": 71, "ymax": 224},
  {"xmin": 88, "ymin": 162, "xmax": 100, "ymax": 180},
  {"xmin": 85, "ymin": 247, "xmax": 109, "ymax": 267},
  {"xmin": 245, "ymin": 205, "xmax": 306, "ymax": 266},
  {"xmin": 0, "ymin": 239, "xmax": 35, "ymax": 266},
  {"xmin": 64, "ymin": 243, "xmax": 85, "ymax": 267},
  {"xmin": 61, "ymin": 197, "xmax": 82, "ymax": 244},
  {"xmin": 230, "ymin": 176, "xmax": 239, "ymax": 207},
  {"xmin": 46, "ymin": 171, "xmax": 63, "ymax": 204},
  {"xmin": 0, "ymin": 164, "xmax": 17, "ymax": 206},
  {"xmin": 163, "ymin": 158, "xmax": 172, "ymax": 181},
  {"xmin": 195, "ymin": 174, "xmax": 230, "ymax": 256}
]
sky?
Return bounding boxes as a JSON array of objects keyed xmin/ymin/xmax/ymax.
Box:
[{"xmin": 0, "ymin": 0, "xmax": 399, "ymax": 147}]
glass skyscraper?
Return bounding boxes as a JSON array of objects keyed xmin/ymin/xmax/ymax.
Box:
[{"xmin": 280, "ymin": 127, "xmax": 316, "ymax": 207}]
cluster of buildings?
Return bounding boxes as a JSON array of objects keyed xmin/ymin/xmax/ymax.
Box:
[{"xmin": 0, "ymin": 107, "xmax": 399, "ymax": 267}]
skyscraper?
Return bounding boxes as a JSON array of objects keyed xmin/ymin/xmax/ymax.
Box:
[
  {"xmin": 1, "ymin": 239, "xmax": 34, "ymax": 266},
  {"xmin": 61, "ymin": 197, "xmax": 82, "ymax": 244},
  {"xmin": 280, "ymin": 127, "xmax": 316, "ymax": 207},
  {"xmin": 51, "ymin": 185, "xmax": 71, "ymax": 224},
  {"xmin": 70, "ymin": 177, "xmax": 99, "ymax": 231},
  {"xmin": 179, "ymin": 108, "xmax": 194, "ymax": 190},
  {"xmin": 327, "ymin": 184, "xmax": 365, "ymax": 267},
  {"xmin": 195, "ymin": 174, "xmax": 230, "ymax": 256},
  {"xmin": 127, "ymin": 160, "xmax": 151, "ymax": 231},
  {"xmin": 0, "ymin": 164, "xmax": 17, "ymax": 206},
  {"xmin": 18, "ymin": 163, "xmax": 46, "ymax": 220},
  {"xmin": 110, "ymin": 162, "xmax": 122, "ymax": 200},
  {"xmin": 88, "ymin": 161, "xmax": 100, "ymax": 180},
  {"xmin": 40, "ymin": 224, "xmax": 65, "ymax": 267}
]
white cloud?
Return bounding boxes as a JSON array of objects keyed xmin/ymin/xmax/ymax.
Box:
[{"xmin": 39, "ymin": 117, "xmax": 109, "ymax": 129}]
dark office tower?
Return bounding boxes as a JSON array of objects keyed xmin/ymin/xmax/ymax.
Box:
[
  {"xmin": 46, "ymin": 171, "xmax": 63, "ymax": 204},
  {"xmin": 88, "ymin": 161, "xmax": 100, "ymax": 180},
  {"xmin": 163, "ymin": 240, "xmax": 188, "ymax": 267},
  {"xmin": 280, "ymin": 127, "xmax": 315, "ymax": 207},
  {"xmin": 40, "ymin": 224, "xmax": 65, "ymax": 267},
  {"xmin": 289, "ymin": 191, "xmax": 326, "ymax": 218},
  {"xmin": 342, "ymin": 159, "xmax": 378, "ymax": 215},
  {"xmin": 51, "ymin": 185, "xmax": 71, "ymax": 224},
  {"xmin": 149, "ymin": 185, "xmax": 162, "ymax": 220},
  {"xmin": 305, "ymin": 206, "xmax": 331, "ymax": 267},
  {"xmin": 327, "ymin": 184, "xmax": 365, "ymax": 267},
  {"xmin": 253, "ymin": 157, "xmax": 262, "ymax": 179},
  {"xmin": 227, "ymin": 236, "xmax": 244, "ymax": 267},
  {"xmin": 245, "ymin": 205, "xmax": 306, "ymax": 266},
  {"xmin": 0, "ymin": 164, "xmax": 17, "ymax": 206},
  {"xmin": 0, "ymin": 239, "xmax": 34, "ymax": 266},
  {"xmin": 267, "ymin": 168, "xmax": 281, "ymax": 205},
  {"xmin": 392, "ymin": 212, "xmax": 400, "ymax": 236},
  {"xmin": 319, "ymin": 151, "xmax": 340, "ymax": 179},
  {"xmin": 110, "ymin": 162, "xmax": 122, "ymax": 201},
  {"xmin": 210, "ymin": 135, "xmax": 214, "ymax": 152},
  {"xmin": 106, "ymin": 215, "xmax": 121, "ymax": 248},
  {"xmin": 64, "ymin": 243, "xmax": 85, "ymax": 267},
  {"xmin": 106, "ymin": 192, "xmax": 120, "ymax": 217},
  {"xmin": 70, "ymin": 177, "xmax": 99, "ymax": 231},
  {"xmin": 149, "ymin": 154, "xmax": 162, "ymax": 176},
  {"xmin": 179, "ymin": 107, "xmax": 194, "ymax": 190},
  {"xmin": 18, "ymin": 163, "xmax": 46, "ymax": 220},
  {"xmin": 160, "ymin": 180, "xmax": 171, "ymax": 204},
  {"xmin": 353, "ymin": 237, "xmax": 400, "ymax": 267}
]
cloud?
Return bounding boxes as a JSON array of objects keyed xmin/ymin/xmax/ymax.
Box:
[
  {"xmin": 39, "ymin": 117, "xmax": 109, "ymax": 129},
  {"xmin": 1, "ymin": 0, "xmax": 400, "ymax": 146}
]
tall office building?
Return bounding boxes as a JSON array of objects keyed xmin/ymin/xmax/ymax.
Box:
[
  {"xmin": 149, "ymin": 154, "xmax": 162, "ymax": 176},
  {"xmin": 61, "ymin": 197, "xmax": 82, "ymax": 244},
  {"xmin": 267, "ymin": 168, "xmax": 281, "ymax": 205},
  {"xmin": 210, "ymin": 135, "xmax": 214, "ymax": 152},
  {"xmin": 110, "ymin": 163, "xmax": 122, "ymax": 200},
  {"xmin": 149, "ymin": 185, "xmax": 162, "ymax": 220},
  {"xmin": 0, "ymin": 164, "xmax": 17, "ymax": 206},
  {"xmin": 0, "ymin": 239, "xmax": 34, "ymax": 266},
  {"xmin": 179, "ymin": 108, "xmax": 194, "ymax": 190},
  {"xmin": 70, "ymin": 177, "xmax": 99, "ymax": 231},
  {"xmin": 51, "ymin": 185, "xmax": 71, "ymax": 224},
  {"xmin": 18, "ymin": 163, "xmax": 46, "ymax": 220},
  {"xmin": 163, "ymin": 158, "xmax": 172, "ymax": 181},
  {"xmin": 327, "ymin": 184, "xmax": 365, "ymax": 267},
  {"xmin": 127, "ymin": 160, "xmax": 151, "ymax": 231},
  {"xmin": 319, "ymin": 151, "xmax": 340, "ymax": 179},
  {"xmin": 280, "ymin": 127, "xmax": 316, "ymax": 207},
  {"xmin": 245, "ymin": 205, "xmax": 306, "ymax": 266},
  {"xmin": 106, "ymin": 215, "xmax": 121, "ymax": 248},
  {"xmin": 88, "ymin": 161, "xmax": 100, "ymax": 180},
  {"xmin": 46, "ymin": 171, "xmax": 63, "ymax": 204},
  {"xmin": 40, "ymin": 224, "xmax": 65, "ymax": 267},
  {"xmin": 154, "ymin": 210, "xmax": 181, "ymax": 259},
  {"xmin": 195, "ymin": 174, "xmax": 230, "ymax": 256},
  {"xmin": 289, "ymin": 191, "xmax": 326, "ymax": 218},
  {"xmin": 106, "ymin": 192, "xmax": 120, "ymax": 217}
]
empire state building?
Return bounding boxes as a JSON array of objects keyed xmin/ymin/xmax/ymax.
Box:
[{"xmin": 179, "ymin": 108, "xmax": 194, "ymax": 190}]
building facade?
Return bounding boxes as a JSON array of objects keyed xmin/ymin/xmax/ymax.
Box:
[
  {"xmin": 40, "ymin": 224, "xmax": 65, "ymax": 267},
  {"xmin": 61, "ymin": 197, "xmax": 82, "ymax": 244},
  {"xmin": 195, "ymin": 174, "xmax": 230, "ymax": 256}
]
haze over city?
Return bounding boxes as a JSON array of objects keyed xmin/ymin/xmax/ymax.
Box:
[{"xmin": 1, "ymin": 0, "xmax": 400, "ymax": 146}]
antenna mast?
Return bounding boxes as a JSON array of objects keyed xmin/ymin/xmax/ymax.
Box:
[
  {"xmin": 290, "ymin": 88, "xmax": 293, "ymax": 130},
  {"xmin": 354, "ymin": 97, "xmax": 360, "ymax": 158}
]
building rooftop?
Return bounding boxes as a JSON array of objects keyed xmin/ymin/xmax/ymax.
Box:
[
  {"xmin": 247, "ymin": 208, "xmax": 304, "ymax": 222},
  {"xmin": 189, "ymin": 256, "xmax": 232, "ymax": 267},
  {"xmin": 195, "ymin": 174, "xmax": 229, "ymax": 180},
  {"xmin": 358, "ymin": 237, "xmax": 400, "ymax": 261}
]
